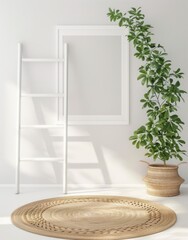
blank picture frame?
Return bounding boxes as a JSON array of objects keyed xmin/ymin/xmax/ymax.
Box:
[{"xmin": 56, "ymin": 26, "xmax": 129, "ymax": 125}]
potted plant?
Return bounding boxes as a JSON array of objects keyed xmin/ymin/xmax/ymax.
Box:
[{"xmin": 108, "ymin": 7, "xmax": 186, "ymax": 196}]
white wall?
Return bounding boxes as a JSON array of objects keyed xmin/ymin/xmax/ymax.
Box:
[{"xmin": 0, "ymin": 0, "xmax": 188, "ymax": 187}]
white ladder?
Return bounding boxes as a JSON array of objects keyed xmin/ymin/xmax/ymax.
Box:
[{"xmin": 16, "ymin": 43, "xmax": 68, "ymax": 194}]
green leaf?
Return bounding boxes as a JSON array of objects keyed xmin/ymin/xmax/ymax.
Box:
[
  {"xmin": 178, "ymin": 140, "xmax": 186, "ymax": 144},
  {"xmin": 132, "ymin": 140, "xmax": 137, "ymax": 145},
  {"xmin": 136, "ymin": 126, "xmax": 146, "ymax": 134},
  {"xmin": 140, "ymin": 140, "xmax": 147, "ymax": 146},
  {"xmin": 129, "ymin": 135, "xmax": 137, "ymax": 140},
  {"xmin": 147, "ymin": 134, "xmax": 153, "ymax": 142},
  {"xmin": 137, "ymin": 74, "xmax": 146, "ymax": 80},
  {"xmin": 136, "ymin": 142, "xmax": 140, "ymax": 149}
]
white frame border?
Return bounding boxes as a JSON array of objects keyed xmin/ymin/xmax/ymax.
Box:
[{"xmin": 56, "ymin": 26, "xmax": 129, "ymax": 125}]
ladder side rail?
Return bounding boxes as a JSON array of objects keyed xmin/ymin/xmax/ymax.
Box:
[
  {"xmin": 63, "ymin": 43, "xmax": 68, "ymax": 194},
  {"xmin": 16, "ymin": 43, "xmax": 22, "ymax": 194}
]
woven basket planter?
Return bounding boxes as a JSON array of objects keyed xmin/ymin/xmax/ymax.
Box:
[{"xmin": 143, "ymin": 164, "xmax": 184, "ymax": 197}]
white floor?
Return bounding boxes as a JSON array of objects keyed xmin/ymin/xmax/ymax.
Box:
[{"xmin": 1, "ymin": 186, "xmax": 188, "ymax": 240}]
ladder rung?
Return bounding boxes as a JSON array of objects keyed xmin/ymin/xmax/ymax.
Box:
[
  {"xmin": 21, "ymin": 125, "xmax": 64, "ymax": 129},
  {"xmin": 21, "ymin": 93, "xmax": 64, "ymax": 98},
  {"xmin": 22, "ymin": 58, "xmax": 64, "ymax": 63},
  {"xmin": 21, "ymin": 158, "xmax": 64, "ymax": 162}
]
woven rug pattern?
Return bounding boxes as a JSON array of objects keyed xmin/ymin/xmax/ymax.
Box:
[{"xmin": 11, "ymin": 195, "xmax": 176, "ymax": 239}]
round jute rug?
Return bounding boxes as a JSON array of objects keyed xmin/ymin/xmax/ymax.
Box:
[{"xmin": 11, "ymin": 195, "xmax": 176, "ymax": 239}]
